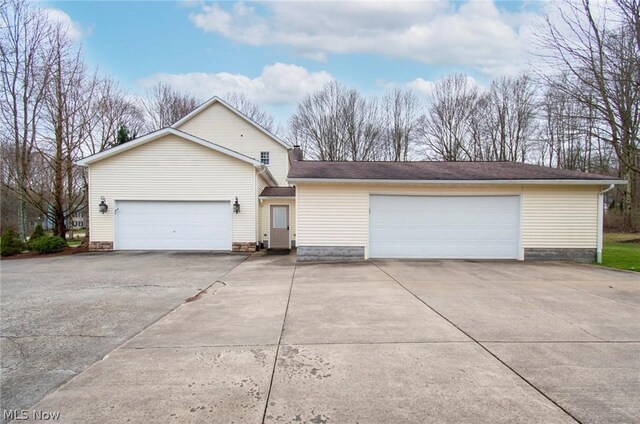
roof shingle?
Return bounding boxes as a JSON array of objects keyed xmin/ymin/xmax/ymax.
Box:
[
  {"xmin": 287, "ymin": 161, "xmax": 618, "ymax": 181},
  {"xmin": 260, "ymin": 186, "xmax": 296, "ymax": 197}
]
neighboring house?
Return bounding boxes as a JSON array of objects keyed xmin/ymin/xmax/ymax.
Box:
[{"xmin": 78, "ymin": 96, "xmax": 624, "ymax": 263}]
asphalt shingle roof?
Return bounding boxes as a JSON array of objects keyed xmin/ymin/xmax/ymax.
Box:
[
  {"xmin": 260, "ymin": 187, "xmax": 296, "ymax": 197},
  {"xmin": 287, "ymin": 161, "xmax": 618, "ymax": 181}
]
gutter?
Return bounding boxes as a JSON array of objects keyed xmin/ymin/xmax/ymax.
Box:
[
  {"xmin": 287, "ymin": 178, "xmax": 627, "ymax": 186},
  {"xmin": 257, "ymin": 165, "xmax": 278, "ymax": 186},
  {"xmin": 596, "ymin": 184, "xmax": 616, "ymax": 263}
]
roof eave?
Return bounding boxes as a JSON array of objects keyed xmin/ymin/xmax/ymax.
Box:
[
  {"xmin": 286, "ymin": 178, "xmax": 627, "ymax": 185},
  {"xmin": 76, "ymin": 128, "xmax": 262, "ymax": 167}
]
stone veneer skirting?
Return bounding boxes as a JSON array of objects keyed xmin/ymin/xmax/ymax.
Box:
[
  {"xmin": 297, "ymin": 246, "xmax": 365, "ymax": 262},
  {"xmin": 524, "ymin": 248, "xmax": 596, "ymax": 263},
  {"xmin": 232, "ymin": 242, "xmax": 256, "ymax": 252},
  {"xmin": 89, "ymin": 241, "xmax": 113, "ymax": 251}
]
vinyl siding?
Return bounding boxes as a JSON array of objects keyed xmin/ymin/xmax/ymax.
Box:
[
  {"xmin": 256, "ymin": 174, "xmax": 268, "ymax": 242},
  {"xmin": 176, "ymin": 102, "xmax": 289, "ymax": 185},
  {"xmin": 260, "ymin": 199, "xmax": 296, "ymax": 244},
  {"xmin": 89, "ymin": 135, "xmax": 257, "ymax": 244},
  {"xmin": 295, "ymin": 183, "xmax": 601, "ymax": 258},
  {"xmin": 521, "ymin": 185, "xmax": 599, "ymax": 248}
]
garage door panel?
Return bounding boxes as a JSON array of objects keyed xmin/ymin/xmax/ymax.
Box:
[
  {"xmin": 369, "ymin": 195, "xmax": 520, "ymax": 259},
  {"xmin": 115, "ymin": 201, "xmax": 231, "ymax": 250}
]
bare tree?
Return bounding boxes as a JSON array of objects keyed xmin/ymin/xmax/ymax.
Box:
[
  {"xmin": 482, "ymin": 74, "xmax": 538, "ymax": 162},
  {"xmin": 142, "ymin": 82, "xmax": 199, "ymax": 131},
  {"xmin": 0, "ymin": 0, "xmax": 51, "ymax": 239},
  {"xmin": 289, "ymin": 81, "xmax": 383, "ymax": 161},
  {"xmin": 23, "ymin": 21, "xmax": 97, "ymax": 238},
  {"xmin": 381, "ymin": 88, "xmax": 418, "ymax": 161},
  {"xmin": 223, "ymin": 92, "xmax": 275, "ymax": 133},
  {"xmin": 536, "ymin": 0, "xmax": 640, "ymax": 223},
  {"xmin": 416, "ymin": 74, "xmax": 480, "ymax": 161},
  {"xmin": 85, "ymin": 78, "xmax": 145, "ymax": 155}
]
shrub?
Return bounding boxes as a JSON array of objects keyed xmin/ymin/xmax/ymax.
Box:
[
  {"xmin": 1, "ymin": 229, "xmax": 26, "ymax": 257},
  {"xmin": 29, "ymin": 224, "xmax": 45, "ymax": 242},
  {"xmin": 29, "ymin": 235, "xmax": 67, "ymax": 254}
]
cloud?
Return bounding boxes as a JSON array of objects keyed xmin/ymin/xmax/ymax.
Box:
[
  {"xmin": 407, "ymin": 75, "xmax": 483, "ymax": 98},
  {"xmin": 44, "ymin": 8, "xmax": 85, "ymax": 40},
  {"xmin": 138, "ymin": 63, "xmax": 333, "ymax": 105},
  {"xmin": 189, "ymin": 1, "xmax": 536, "ymax": 76}
]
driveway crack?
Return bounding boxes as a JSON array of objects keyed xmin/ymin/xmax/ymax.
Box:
[
  {"xmin": 372, "ymin": 261, "xmax": 582, "ymax": 424},
  {"xmin": 261, "ymin": 264, "xmax": 297, "ymax": 424}
]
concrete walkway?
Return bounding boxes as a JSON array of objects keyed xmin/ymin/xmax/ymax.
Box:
[{"xmin": 21, "ymin": 255, "xmax": 640, "ymax": 423}]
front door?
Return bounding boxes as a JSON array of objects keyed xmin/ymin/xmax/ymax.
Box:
[{"xmin": 270, "ymin": 205, "xmax": 289, "ymax": 249}]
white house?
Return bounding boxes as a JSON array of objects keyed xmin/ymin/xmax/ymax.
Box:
[{"xmin": 78, "ymin": 97, "xmax": 624, "ymax": 263}]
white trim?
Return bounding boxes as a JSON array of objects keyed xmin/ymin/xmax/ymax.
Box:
[
  {"xmin": 269, "ymin": 204, "xmax": 291, "ymax": 249},
  {"xmin": 172, "ymin": 96, "xmax": 292, "ymax": 150},
  {"xmin": 77, "ymin": 128, "xmax": 262, "ymax": 167},
  {"xmin": 288, "ymin": 178, "xmax": 626, "ymax": 186},
  {"xmin": 257, "ymin": 166, "xmax": 278, "ymax": 186}
]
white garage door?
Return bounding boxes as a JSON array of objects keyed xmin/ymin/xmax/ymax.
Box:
[
  {"xmin": 369, "ymin": 195, "xmax": 520, "ymax": 259},
  {"xmin": 115, "ymin": 201, "xmax": 231, "ymax": 250}
]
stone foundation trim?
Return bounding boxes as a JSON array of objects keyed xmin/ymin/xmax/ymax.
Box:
[
  {"xmin": 297, "ymin": 246, "xmax": 365, "ymax": 262},
  {"xmin": 524, "ymin": 248, "xmax": 596, "ymax": 263},
  {"xmin": 232, "ymin": 242, "xmax": 256, "ymax": 252},
  {"xmin": 89, "ymin": 241, "xmax": 113, "ymax": 251}
]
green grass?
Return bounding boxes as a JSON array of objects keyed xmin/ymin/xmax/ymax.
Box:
[{"xmin": 601, "ymin": 233, "xmax": 640, "ymax": 272}]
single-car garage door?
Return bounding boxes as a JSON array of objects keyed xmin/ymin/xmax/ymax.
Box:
[
  {"xmin": 115, "ymin": 201, "xmax": 231, "ymax": 250},
  {"xmin": 369, "ymin": 195, "xmax": 520, "ymax": 259}
]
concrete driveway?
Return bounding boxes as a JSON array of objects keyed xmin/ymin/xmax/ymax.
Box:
[
  {"xmin": 5, "ymin": 255, "xmax": 640, "ymax": 423},
  {"xmin": 0, "ymin": 251, "xmax": 248, "ymax": 420}
]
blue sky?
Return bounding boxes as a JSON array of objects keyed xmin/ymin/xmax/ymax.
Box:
[{"xmin": 46, "ymin": 0, "xmax": 544, "ymax": 123}]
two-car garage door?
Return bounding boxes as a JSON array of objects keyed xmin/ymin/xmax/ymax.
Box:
[
  {"xmin": 115, "ymin": 201, "xmax": 231, "ymax": 250},
  {"xmin": 369, "ymin": 195, "xmax": 520, "ymax": 259}
]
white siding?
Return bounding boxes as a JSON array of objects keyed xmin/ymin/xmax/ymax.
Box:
[
  {"xmin": 89, "ymin": 135, "xmax": 256, "ymax": 244},
  {"xmin": 256, "ymin": 174, "xmax": 268, "ymax": 242},
  {"xmin": 521, "ymin": 186, "xmax": 599, "ymax": 248},
  {"xmin": 176, "ymin": 102, "xmax": 289, "ymax": 185},
  {"xmin": 260, "ymin": 199, "xmax": 296, "ymax": 244},
  {"xmin": 295, "ymin": 183, "xmax": 601, "ymax": 258}
]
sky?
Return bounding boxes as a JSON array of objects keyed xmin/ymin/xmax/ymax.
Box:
[{"xmin": 44, "ymin": 0, "xmax": 546, "ymax": 124}]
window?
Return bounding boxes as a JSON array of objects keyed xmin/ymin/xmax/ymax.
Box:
[
  {"xmin": 272, "ymin": 206, "xmax": 287, "ymax": 229},
  {"xmin": 260, "ymin": 151, "xmax": 270, "ymax": 165}
]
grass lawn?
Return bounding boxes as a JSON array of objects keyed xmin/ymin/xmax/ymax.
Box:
[{"xmin": 601, "ymin": 233, "xmax": 640, "ymax": 272}]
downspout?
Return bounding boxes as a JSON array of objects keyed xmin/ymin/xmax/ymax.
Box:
[{"xmin": 597, "ymin": 184, "xmax": 615, "ymax": 263}]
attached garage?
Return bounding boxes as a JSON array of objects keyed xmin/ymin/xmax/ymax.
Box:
[
  {"xmin": 369, "ymin": 195, "xmax": 520, "ymax": 259},
  {"xmin": 289, "ymin": 160, "xmax": 623, "ymax": 263},
  {"xmin": 115, "ymin": 201, "xmax": 231, "ymax": 250}
]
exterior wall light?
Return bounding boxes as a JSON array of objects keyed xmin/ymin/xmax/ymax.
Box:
[
  {"xmin": 233, "ymin": 197, "xmax": 241, "ymax": 214},
  {"xmin": 99, "ymin": 197, "xmax": 109, "ymax": 214}
]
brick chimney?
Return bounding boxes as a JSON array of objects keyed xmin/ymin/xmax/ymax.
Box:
[{"xmin": 291, "ymin": 145, "xmax": 303, "ymax": 161}]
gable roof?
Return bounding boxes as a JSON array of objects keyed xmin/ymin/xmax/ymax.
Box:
[
  {"xmin": 77, "ymin": 127, "xmax": 262, "ymax": 167},
  {"xmin": 171, "ymin": 96, "xmax": 291, "ymax": 150},
  {"xmin": 288, "ymin": 161, "xmax": 624, "ymax": 185}
]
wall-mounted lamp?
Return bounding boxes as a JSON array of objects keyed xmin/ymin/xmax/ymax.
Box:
[
  {"xmin": 99, "ymin": 196, "xmax": 109, "ymax": 214},
  {"xmin": 233, "ymin": 197, "xmax": 241, "ymax": 214}
]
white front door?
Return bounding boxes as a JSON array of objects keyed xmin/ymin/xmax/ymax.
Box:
[
  {"xmin": 115, "ymin": 201, "xmax": 231, "ymax": 250},
  {"xmin": 369, "ymin": 195, "xmax": 520, "ymax": 259}
]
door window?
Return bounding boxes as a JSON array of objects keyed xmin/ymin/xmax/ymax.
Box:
[{"xmin": 273, "ymin": 206, "xmax": 287, "ymax": 229}]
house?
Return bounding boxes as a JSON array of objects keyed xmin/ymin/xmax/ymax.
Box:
[{"xmin": 78, "ymin": 96, "xmax": 624, "ymax": 263}]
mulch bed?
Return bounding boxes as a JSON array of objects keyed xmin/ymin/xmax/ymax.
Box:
[{"xmin": 1, "ymin": 246, "xmax": 89, "ymax": 260}]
